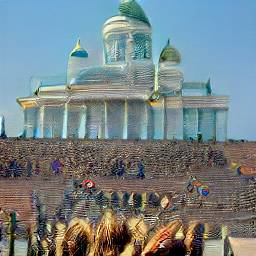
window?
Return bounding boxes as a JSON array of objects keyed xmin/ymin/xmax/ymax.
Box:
[
  {"xmin": 133, "ymin": 34, "xmax": 152, "ymax": 60},
  {"xmin": 104, "ymin": 34, "xmax": 127, "ymax": 64}
]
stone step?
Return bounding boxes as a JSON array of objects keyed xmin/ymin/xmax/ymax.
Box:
[{"xmin": 203, "ymin": 240, "xmax": 224, "ymax": 256}]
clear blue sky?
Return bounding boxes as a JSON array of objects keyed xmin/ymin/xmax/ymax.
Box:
[{"xmin": 0, "ymin": 0, "xmax": 255, "ymax": 139}]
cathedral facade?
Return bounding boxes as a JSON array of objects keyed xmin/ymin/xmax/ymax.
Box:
[{"xmin": 17, "ymin": 0, "xmax": 228, "ymax": 141}]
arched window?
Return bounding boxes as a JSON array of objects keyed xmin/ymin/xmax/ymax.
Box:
[
  {"xmin": 104, "ymin": 33, "xmax": 128, "ymax": 64},
  {"xmin": 133, "ymin": 34, "xmax": 152, "ymax": 60}
]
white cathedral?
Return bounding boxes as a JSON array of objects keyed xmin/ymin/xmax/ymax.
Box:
[{"xmin": 17, "ymin": 0, "xmax": 228, "ymax": 141}]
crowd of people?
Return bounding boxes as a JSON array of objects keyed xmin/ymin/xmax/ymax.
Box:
[
  {"xmin": 24, "ymin": 209, "xmax": 204, "ymax": 256},
  {"xmin": 0, "ymin": 186, "xmax": 205, "ymax": 256},
  {"xmin": 0, "ymin": 158, "xmax": 63, "ymax": 178},
  {"xmin": 0, "ymin": 139, "xmax": 228, "ymax": 179},
  {"xmin": 111, "ymin": 159, "xmax": 145, "ymax": 179},
  {"xmin": 0, "ymin": 157, "xmax": 147, "ymax": 180}
]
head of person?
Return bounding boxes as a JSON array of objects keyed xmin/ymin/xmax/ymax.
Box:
[
  {"xmin": 93, "ymin": 209, "xmax": 131, "ymax": 256},
  {"xmin": 61, "ymin": 218, "xmax": 93, "ymax": 256},
  {"xmin": 184, "ymin": 222, "xmax": 205, "ymax": 256}
]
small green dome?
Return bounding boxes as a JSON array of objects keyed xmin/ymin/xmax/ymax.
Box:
[
  {"xmin": 159, "ymin": 39, "xmax": 181, "ymax": 64},
  {"xmin": 119, "ymin": 0, "xmax": 151, "ymax": 26}
]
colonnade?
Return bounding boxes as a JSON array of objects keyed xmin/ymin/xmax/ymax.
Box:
[
  {"xmin": 183, "ymin": 108, "xmax": 228, "ymax": 142},
  {"xmin": 23, "ymin": 99, "xmax": 150, "ymax": 140},
  {"xmin": 23, "ymin": 100, "xmax": 228, "ymax": 141}
]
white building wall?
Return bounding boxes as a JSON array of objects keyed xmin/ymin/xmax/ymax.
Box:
[
  {"xmin": 127, "ymin": 100, "xmax": 148, "ymax": 140},
  {"xmin": 67, "ymin": 57, "xmax": 88, "ymax": 84},
  {"xmin": 106, "ymin": 100, "xmax": 126, "ymax": 139},
  {"xmin": 150, "ymin": 99, "xmax": 165, "ymax": 139},
  {"xmin": 42, "ymin": 106, "xmax": 64, "ymax": 138},
  {"xmin": 198, "ymin": 109, "xmax": 216, "ymax": 141},
  {"xmin": 67, "ymin": 105, "xmax": 86, "ymax": 139},
  {"xmin": 24, "ymin": 108, "xmax": 38, "ymax": 138},
  {"xmin": 165, "ymin": 108, "xmax": 183, "ymax": 140},
  {"xmin": 183, "ymin": 108, "xmax": 199, "ymax": 140},
  {"xmin": 216, "ymin": 109, "xmax": 228, "ymax": 142},
  {"xmin": 158, "ymin": 65, "xmax": 183, "ymax": 95},
  {"xmin": 86, "ymin": 101, "xmax": 105, "ymax": 139}
]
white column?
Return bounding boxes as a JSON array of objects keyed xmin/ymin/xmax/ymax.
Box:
[
  {"xmin": 78, "ymin": 106, "xmax": 86, "ymax": 139},
  {"xmin": 151, "ymin": 98, "xmax": 165, "ymax": 139},
  {"xmin": 123, "ymin": 99, "xmax": 128, "ymax": 139},
  {"xmin": 104, "ymin": 100, "xmax": 108, "ymax": 139},
  {"xmin": 62, "ymin": 103, "xmax": 68, "ymax": 139},
  {"xmin": 38, "ymin": 106, "xmax": 44, "ymax": 138},
  {"xmin": 141, "ymin": 102, "xmax": 148, "ymax": 140}
]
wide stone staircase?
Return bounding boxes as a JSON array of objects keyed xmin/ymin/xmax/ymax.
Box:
[{"xmin": 0, "ymin": 177, "xmax": 67, "ymax": 225}]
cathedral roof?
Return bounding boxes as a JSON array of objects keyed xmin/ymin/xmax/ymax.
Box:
[
  {"xmin": 70, "ymin": 39, "xmax": 88, "ymax": 58},
  {"xmin": 159, "ymin": 39, "xmax": 181, "ymax": 65},
  {"xmin": 72, "ymin": 65, "xmax": 128, "ymax": 86},
  {"xmin": 119, "ymin": 0, "xmax": 151, "ymax": 26}
]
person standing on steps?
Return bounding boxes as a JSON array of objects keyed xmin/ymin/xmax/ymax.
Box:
[
  {"xmin": 137, "ymin": 160, "xmax": 145, "ymax": 180},
  {"xmin": 26, "ymin": 158, "xmax": 33, "ymax": 177}
]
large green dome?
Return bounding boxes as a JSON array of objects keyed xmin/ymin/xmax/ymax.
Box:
[
  {"xmin": 159, "ymin": 39, "xmax": 181, "ymax": 64},
  {"xmin": 119, "ymin": 0, "xmax": 151, "ymax": 26}
]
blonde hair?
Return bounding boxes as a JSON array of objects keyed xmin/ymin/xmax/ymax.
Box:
[
  {"xmin": 184, "ymin": 222, "xmax": 205, "ymax": 256},
  {"xmin": 93, "ymin": 210, "xmax": 131, "ymax": 256},
  {"xmin": 61, "ymin": 218, "xmax": 93, "ymax": 256}
]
